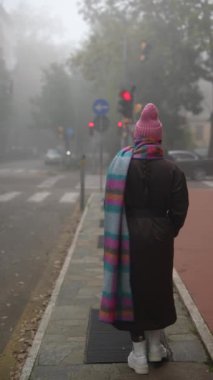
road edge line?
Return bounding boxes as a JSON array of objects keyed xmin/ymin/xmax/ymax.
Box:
[
  {"xmin": 20, "ymin": 193, "xmax": 95, "ymax": 380},
  {"xmin": 173, "ymin": 268, "xmax": 213, "ymax": 361}
]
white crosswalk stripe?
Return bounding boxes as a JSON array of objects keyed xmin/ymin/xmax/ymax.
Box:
[
  {"xmin": 27, "ymin": 192, "xmax": 51, "ymax": 202},
  {"xmin": 0, "ymin": 169, "xmax": 9, "ymax": 174},
  {"xmin": 0, "ymin": 168, "xmax": 42, "ymax": 176},
  {"xmin": 15, "ymin": 169, "xmax": 25, "ymax": 173},
  {"xmin": 0, "ymin": 192, "xmax": 21, "ymax": 202},
  {"xmin": 38, "ymin": 175, "xmax": 64, "ymax": 189},
  {"xmin": 75, "ymin": 175, "xmax": 106, "ymax": 190},
  {"xmin": 0, "ymin": 190, "xmax": 79, "ymax": 204},
  {"xmin": 59, "ymin": 192, "xmax": 79, "ymax": 203}
]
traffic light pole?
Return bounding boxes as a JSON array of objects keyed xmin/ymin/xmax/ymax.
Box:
[
  {"xmin": 123, "ymin": 34, "xmax": 128, "ymax": 84},
  {"xmin": 99, "ymin": 116, "xmax": 104, "ymax": 192},
  {"xmin": 92, "ymin": 99, "xmax": 110, "ymax": 192},
  {"xmin": 80, "ymin": 155, "xmax": 86, "ymax": 211}
]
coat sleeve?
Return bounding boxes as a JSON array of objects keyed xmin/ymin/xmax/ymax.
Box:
[{"xmin": 169, "ymin": 167, "xmax": 189, "ymax": 237}]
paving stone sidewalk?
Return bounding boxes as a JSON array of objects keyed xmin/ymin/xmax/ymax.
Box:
[{"xmin": 24, "ymin": 193, "xmax": 213, "ymax": 380}]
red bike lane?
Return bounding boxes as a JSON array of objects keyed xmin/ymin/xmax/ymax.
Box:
[{"xmin": 175, "ymin": 187, "xmax": 213, "ymax": 333}]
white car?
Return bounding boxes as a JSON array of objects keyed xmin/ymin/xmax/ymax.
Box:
[
  {"xmin": 45, "ymin": 149, "xmax": 62, "ymax": 164},
  {"xmin": 167, "ymin": 149, "xmax": 213, "ymax": 180}
]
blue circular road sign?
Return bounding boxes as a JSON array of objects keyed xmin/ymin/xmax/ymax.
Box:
[{"xmin": 93, "ymin": 98, "xmax": 109, "ymax": 115}]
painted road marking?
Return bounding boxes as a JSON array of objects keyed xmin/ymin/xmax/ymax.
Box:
[
  {"xmin": 0, "ymin": 192, "xmax": 21, "ymax": 202},
  {"xmin": 38, "ymin": 175, "xmax": 64, "ymax": 189},
  {"xmin": 59, "ymin": 192, "xmax": 79, "ymax": 203},
  {"xmin": 0, "ymin": 169, "xmax": 42, "ymax": 176},
  {"xmin": 0, "ymin": 191, "xmax": 79, "ymax": 204},
  {"xmin": 27, "ymin": 192, "xmax": 50, "ymax": 202},
  {"xmin": 15, "ymin": 169, "xmax": 25, "ymax": 173},
  {"xmin": 75, "ymin": 175, "xmax": 106, "ymax": 190}
]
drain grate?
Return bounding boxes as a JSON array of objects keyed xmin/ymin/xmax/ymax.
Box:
[
  {"xmin": 84, "ymin": 309, "xmax": 173, "ymax": 364},
  {"xmin": 84, "ymin": 308, "xmax": 131, "ymax": 363}
]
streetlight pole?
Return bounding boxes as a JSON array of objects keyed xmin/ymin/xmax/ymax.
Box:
[{"xmin": 99, "ymin": 116, "xmax": 104, "ymax": 192}]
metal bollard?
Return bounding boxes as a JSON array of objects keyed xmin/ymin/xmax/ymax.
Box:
[{"xmin": 80, "ymin": 154, "xmax": 86, "ymax": 211}]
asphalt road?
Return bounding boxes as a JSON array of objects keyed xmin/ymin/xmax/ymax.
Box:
[{"xmin": 0, "ymin": 160, "xmax": 81, "ymax": 354}]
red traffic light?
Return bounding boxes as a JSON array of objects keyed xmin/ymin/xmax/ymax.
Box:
[
  {"xmin": 117, "ymin": 121, "xmax": 123, "ymax": 128},
  {"xmin": 88, "ymin": 121, "xmax": 95, "ymax": 128},
  {"xmin": 119, "ymin": 90, "xmax": 132, "ymax": 102}
]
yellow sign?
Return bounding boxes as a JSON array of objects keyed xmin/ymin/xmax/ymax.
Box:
[{"xmin": 134, "ymin": 103, "xmax": 142, "ymax": 114}]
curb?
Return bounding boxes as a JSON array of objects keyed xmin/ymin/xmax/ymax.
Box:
[
  {"xmin": 173, "ymin": 268, "xmax": 213, "ymax": 361},
  {"xmin": 20, "ymin": 194, "xmax": 94, "ymax": 380}
]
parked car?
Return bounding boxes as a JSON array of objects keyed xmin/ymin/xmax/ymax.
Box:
[
  {"xmin": 194, "ymin": 147, "xmax": 208, "ymax": 158},
  {"xmin": 167, "ymin": 150, "xmax": 213, "ymax": 180},
  {"xmin": 45, "ymin": 149, "xmax": 62, "ymax": 164},
  {"xmin": 5, "ymin": 146, "xmax": 38, "ymax": 160}
]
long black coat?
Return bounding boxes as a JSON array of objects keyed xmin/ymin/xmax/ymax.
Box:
[{"xmin": 113, "ymin": 158, "xmax": 189, "ymax": 334}]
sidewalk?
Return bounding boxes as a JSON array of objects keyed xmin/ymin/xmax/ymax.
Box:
[{"xmin": 21, "ymin": 193, "xmax": 213, "ymax": 380}]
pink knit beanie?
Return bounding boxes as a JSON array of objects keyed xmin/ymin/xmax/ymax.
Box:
[{"xmin": 133, "ymin": 103, "xmax": 162, "ymax": 142}]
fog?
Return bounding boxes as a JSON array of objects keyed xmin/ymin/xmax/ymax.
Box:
[
  {"xmin": 0, "ymin": 0, "xmax": 212, "ymax": 163},
  {"xmin": 0, "ymin": 1, "xmax": 94, "ymax": 163},
  {"xmin": 0, "ymin": 3, "xmax": 213, "ymax": 376}
]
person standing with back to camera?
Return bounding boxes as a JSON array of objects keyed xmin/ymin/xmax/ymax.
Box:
[{"xmin": 99, "ymin": 103, "xmax": 189, "ymax": 374}]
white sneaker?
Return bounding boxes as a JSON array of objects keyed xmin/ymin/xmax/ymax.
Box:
[
  {"xmin": 148, "ymin": 343, "xmax": 168, "ymax": 362},
  {"xmin": 128, "ymin": 351, "xmax": 149, "ymax": 374}
]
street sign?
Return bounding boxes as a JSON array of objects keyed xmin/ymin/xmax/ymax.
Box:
[
  {"xmin": 93, "ymin": 98, "xmax": 109, "ymax": 115},
  {"xmin": 65, "ymin": 127, "xmax": 74, "ymax": 138}
]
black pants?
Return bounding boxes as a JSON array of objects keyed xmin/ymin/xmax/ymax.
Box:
[{"xmin": 130, "ymin": 331, "xmax": 145, "ymax": 342}]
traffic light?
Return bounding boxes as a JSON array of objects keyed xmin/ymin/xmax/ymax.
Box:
[
  {"xmin": 140, "ymin": 40, "xmax": 151, "ymax": 61},
  {"xmin": 57, "ymin": 125, "xmax": 64, "ymax": 139},
  {"xmin": 88, "ymin": 121, "xmax": 95, "ymax": 136},
  {"xmin": 88, "ymin": 121, "xmax": 95, "ymax": 128},
  {"xmin": 118, "ymin": 89, "xmax": 134, "ymax": 119},
  {"xmin": 117, "ymin": 120, "xmax": 123, "ymax": 134},
  {"xmin": 88, "ymin": 117, "xmax": 110, "ymax": 136}
]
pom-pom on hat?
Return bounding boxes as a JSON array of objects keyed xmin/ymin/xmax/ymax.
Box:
[{"xmin": 133, "ymin": 103, "xmax": 162, "ymax": 142}]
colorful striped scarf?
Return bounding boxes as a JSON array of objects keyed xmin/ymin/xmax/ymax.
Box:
[{"xmin": 99, "ymin": 141, "xmax": 163, "ymax": 324}]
